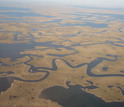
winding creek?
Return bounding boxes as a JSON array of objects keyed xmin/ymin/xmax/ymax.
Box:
[
  {"xmin": 0, "ymin": 54, "xmax": 124, "ymax": 82},
  {"xmin": 0, "ymin": 4, "xmax": 124, "ymax": 107},
  {"xmin": 0, "ymin": 33, "xmax": 124, "ymax": 82}
]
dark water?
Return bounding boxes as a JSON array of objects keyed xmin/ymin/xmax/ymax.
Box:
[
  {"xmin": 0, "ymin": 39, "xmax": 124, "ymax": 83},
  {"xmin": 32, "ymin": 28, "xmax": 38, "ymax": 31},
  {"xmin": 0, "ymin": 71, "xmax": 14, "ymax": 74},
  {"xmin": 63, "ymin": 22, "xmax": 108, "ymax": 28},
  {"xmin": 0, "ymin": 6, "xmax": 47, "ymax": 18},
  {"xmin": 0, "ymin": 41, "xmax": 65, "ymax": 60},
  {"xmin": 1, "ymin": 18, "xmax": 61, "ymax": 23},
  {"xmin": 71, "ymin": 13, "xmax": 124, "ymax": 20},
  {"xmin": 0, "ymin": 7, "xmax": 31, "ymax": 11},
  {"xmin": 0, "ymin": 6, "xmax": 54, "ymax": 18},
  {"xmin": 0, "ymin": 11, "xmax": 54, "ymax": 18},
  {"xmin": 0, "ymin": 77, "xmax": 14, "ymax": 93},
  {"xmin": 39, "ymin": 83, "xmax": 124, "ymax": 107},
  {"xmin": 93, "ymin": 13, "xmax": 124, "ymax": 20},
  {"xmin": 117, "ymin": 86, "xmax": 124, "ymax": 95},
  {"xmin": 108, "ymin": 85, "xmax": 113, "ymax": 88},
  {"xmin": 86, "ymin": 57, "xmax": 124, "ymax": 77},
  {"xmin": 120, "ymin": 71, "xmax": 124, "ymax": 73},
  {"xmin": 41, "ymin": 19, "xmax": 62, "ymax": 24},
  {"xmin": 72, "ymin": 6, "xmax": 124, "ymax": 11},
  {"xmin": 2, "ymin": 18, "xmax": 24, "ymax": 22},
  {"xmin": 0, "ymin": 6, "xmax": 124, "ymax": 103},
  {"xmin": 4, "ymin": 56, "xmax": 123, "ymax": 83},
  {"xmin": 102, "ymin": 67, "xmax": 109, "ymax": 71}
]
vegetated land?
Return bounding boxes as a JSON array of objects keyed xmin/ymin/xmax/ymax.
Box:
[{"xmin": 0, "ymin": 2, "xmax": 124, "ymax": 107}]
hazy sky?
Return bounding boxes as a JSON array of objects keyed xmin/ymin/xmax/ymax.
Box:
[
  {"xmin": 2, "ymin": 0, "xmax": 124, "ymax": 8},
  {"xmin": 47, "ymin": 0, "xmax": 124, "ymax": 8}
]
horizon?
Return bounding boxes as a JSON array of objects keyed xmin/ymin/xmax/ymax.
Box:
[{"xmin": 1, "ymin": 0, "xmax": 124, "ymax": 8}]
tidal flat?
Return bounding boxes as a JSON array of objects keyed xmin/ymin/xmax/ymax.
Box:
[{"xmin": 0, "ymin": 1, "xmax": 124, "ymax": 107}]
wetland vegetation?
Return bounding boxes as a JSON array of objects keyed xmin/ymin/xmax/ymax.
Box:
[{"xmin": 0, "ymin": 1, "xmax": 124, "ymax": 107}]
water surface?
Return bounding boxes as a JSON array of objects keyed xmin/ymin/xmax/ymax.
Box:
[
  {"xmin": 0, "ymin": 77, "xmax": 14, "ymax": 93},
  {"xmin": 0, "ymin": 11, "xmax": 54, "ymax": 18},
  {"xmin": 40, "ymin": 83, "xmax": 124, "ymax": 107}
]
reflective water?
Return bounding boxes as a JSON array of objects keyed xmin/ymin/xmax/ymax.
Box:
[
  {"xmin": 63, "ymin": 22, "xmax": 108, "ymax": 28},
  {"xmin": 0, "ymin": 6, "xmax": 31, "ymax": 11},
  {"xmin": 0, "ymin": 11, "xmax": 54, "ymax": 18},
  {"xmin": 40, "ymin": 84, "xmax": 124, "ymax": 107},
  {"xmin": 0, "ymin": 77, "xmax": 14, "ymax": 93}
]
